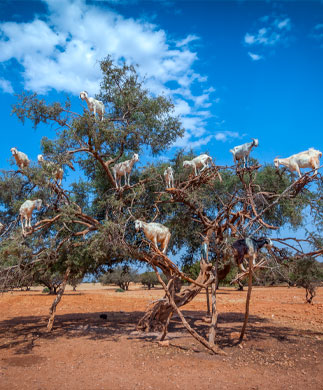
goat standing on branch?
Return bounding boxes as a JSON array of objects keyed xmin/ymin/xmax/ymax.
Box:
[
  {"xmin": 135, "ymin": 220, "xmax": 171, "ymax": 254},
  {"xmin": 79, "ymin": 91, "xmax": 105, "ymax": 121},
  {"xmin": 183, "ymin": 154, "xmax": 213, "ymax": 176},
  {"xmin": 19, "ymin": 199, "xmax": 42, "ymax": 235},
  {"xmin": 10, "ymin": 147, "xmax": 30, "ymax": 170},
  {"xmin": 38, "ymin": 154, "xmax": 64, "ymax": 185},
  {"xmin": 232, "ymin": 237, "xmax": 272, "ymax": 272},
  {"xmin": 274, "ymin": 148, "xmax": 322, "ymax": 178},
  {"xmin": 230, "ymin": 138, "xmax": 259, "ymax": 168},
  {"xmin": 111, "ymin": 153, "xmax": 139, "ymax": 189},
  {"xmin": 164, "ymin": 166, "xmax": 175, "ymax": 189}
]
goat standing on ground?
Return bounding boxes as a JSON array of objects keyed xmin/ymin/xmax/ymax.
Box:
[
  {"xmin": 274, "ymin": 148, "xmax": 322, "ymax": 178},
  {"xmin": 232, "ymin": 237, "xmax": 272, "ymax": 272},
  {"xmin": 230, "ymin": 138, "xmax": 259, "ymax": 168},
  {"xmin": 19, "ymin": 199, "xmax": 42, "ymax": 235},
  {"xmin": 111, "ymin": 153, "xmax": 139, "ymax": 189},
  {"xmin": 38, "ymin": 155, "xmax": 64, "ymax": 185},
  {"xmin": 164, "ymin": 166, "xmax": 175, "ymax": 189},
  {"xmin": 135, "ymin": 220, "xmax": 171, "ymax": 254},
  {"xmin": 11, "ymin": 148, "xmax": 30, "ymax": 170},
  {"xmin": 79, "ymin": 91, "xmax": 105, "ymax": 121},
  {"xmin": 183, "ymin": 154, "xmax": 213, "ymax": 176}
]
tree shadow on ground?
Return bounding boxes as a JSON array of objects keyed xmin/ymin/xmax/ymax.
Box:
[{"xmin": 0, "ymin": 310, "xmax": 322, "ymax": 355}]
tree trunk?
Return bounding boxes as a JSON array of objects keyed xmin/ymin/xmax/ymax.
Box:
[
  {"xmin": 206, "ymin": 287, "xmax": 210, "ymax": 316},
  {"xmin": 208, "ymin": 263, "xmax": 218, "ymax": 346},
  {"xmin": 47, "ymin": 268, "xmax": 70, "ymax": 331},
  {"xmin": 137, "ymin": 261, "xmax": 212, "ymax": 331},
  {"xmin": 153, "ymin": 266, "xmax": 224, "ymax": 355},
  {"xmin": 239, "ymin": 257, "xmax": 254, "ymax": 342}
]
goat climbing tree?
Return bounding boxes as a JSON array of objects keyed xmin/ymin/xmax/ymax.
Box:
[{"xmin": 1, "ymin": 57, "xmax": 323, "ymax": 353}]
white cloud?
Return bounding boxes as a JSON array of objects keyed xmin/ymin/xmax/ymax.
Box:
[
  {"xmin": 176, "ymin": 34, "xmax": 200, "ymax": 47},
  {"xmin": 214, "ymin": 131, "xmax": 239, "ymax": 142},
  {"xmin": 276, "ymin": 18, "xmax": 291, "ymax": 30},
  {"xmin": 310, "ymin": 23, "xmax": 323, "ymax": 47},
  {"xmin": 248, "ymin": 52, "xmax": 263, "ymax": 61},
  {"xmin": 0, "ymin": 0, "xmax": 221, "ymax": 150},
  {"xmin": 244, "ymin": 14, "xmax": 292, "ymax": 59},
  {"xmin": 244, "ymin": 33, "xmax": 256, "ymax": 45},
  {"xmin": 0, "ymin": 0, "xmax": 201, "ymax": 97},
  {"xmin": 0, "ymin": 78, "xmax": 14, "ymax": 94},
  {"xmin": 173, "ymin": 132, "xmax": 214, "ymax": 150}
]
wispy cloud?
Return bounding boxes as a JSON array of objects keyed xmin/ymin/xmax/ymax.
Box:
[
  {"xmin": 0, "ymin": 78, "xmax": 14, "ymax": 94},
  {"xmin": 248, "ymin": 52, "xmax": 263, "ymax": 61},
  {"xmin": 176, "ymin": 34, "xmax": 200, "ymax": 47},
  {"xmin": 244, "ymin": 15, "xmax": 292, "ymax": 60},
  {"xmin": 310, "ymin": 23, "xmax": 323, "ymax": 47},
  {"xmin": 214, "ymin": 131, "xmax": 239, "ymax": 142}
]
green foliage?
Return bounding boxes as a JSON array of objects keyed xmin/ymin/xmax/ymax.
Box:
[
  {"xmin": 100, "ymin": 266, "xmax": 138, "ymax": 291},
  {"xmin": 139, "ymin": 271, "xmax": 167, "ymax": 289},
  {"xmin": 288, "ymin": 257, "xmax": 323, "ymax": 303},
  {"xmin": 289, "ymin": 257, "xmax": 323, "ymax": 287},
  {"xmin": 115, "ymin": 288, "xmax": 125, "ymax": 293},
  {"xmin": 1, "ymin": 56, "xmax": 322, "ymax": 296}
]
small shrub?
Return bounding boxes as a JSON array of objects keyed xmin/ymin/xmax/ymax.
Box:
[
  {"xmin": 42, "ymin": 287, "xmax": 50, "ymax": 294},
  {"xmin": 115, "ymin": 288, "xmax": 125, "ymax": 293}
]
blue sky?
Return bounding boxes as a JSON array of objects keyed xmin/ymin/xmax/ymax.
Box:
[{"xmin": 0, "ymin": 0, "xmax": 323, "ymax": 172}]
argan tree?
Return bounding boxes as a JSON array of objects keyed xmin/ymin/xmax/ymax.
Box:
[{"xmin": 1, "ymin": 57, "xmax": 322, "ymax": 354}]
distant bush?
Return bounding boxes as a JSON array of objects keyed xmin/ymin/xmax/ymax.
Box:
[
  {"xmin": 100, "ymin": 266, "xmax": 138, "ymax": 291},
  {"xmin": 289, "ymin": 257, "xmax": 323, "ymax": 303},
  {"xmin": 115, "ymin": 288, "xmax": 125, "ymax": 293},
  {"xmin": 42, "ymin": 287, "xmax": 50, "ymax": 294},
  {"xmin": 139, "ymin": 271, "xmax": 167, "ymax": 289}
]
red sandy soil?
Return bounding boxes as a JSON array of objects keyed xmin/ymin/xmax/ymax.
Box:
[{"xmin": 0, "ymin": 284, "xmax": 322, "ymax": 390}]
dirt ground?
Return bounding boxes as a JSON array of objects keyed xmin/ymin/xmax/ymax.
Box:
[{"xmin": 0, "ymin": 284, "xmax": 322, "ymax": 390}]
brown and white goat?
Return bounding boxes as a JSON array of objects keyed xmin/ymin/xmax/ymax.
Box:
[
  {"xmin": 11, "ymin": 148, "xmax": 30, "ymax": 170},
  {"xmin": 79, "ymin": 91, "xmax": 105, "ymax": 121},
  {"xmin": 19, "ymin": 199, "xmax": 42, "ymax": 235},
  {"xmin": 135, "ymin": 220, "xmax": 171, "ymax": 254},
  {"xmin": 274, "ymin": 148, "xmax": 322, "ymax": 178},
  {"xmin": 183, "ymin": 154, "xmax": 213, "ymax": 176},
  {"xmin": 111, "ymin": 154, "xmax": 139, "ymax": 189}
]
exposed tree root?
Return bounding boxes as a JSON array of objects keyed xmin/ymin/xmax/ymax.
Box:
[{"xmin": 151, "ymin": 264, "xmax": 225, "ymax": 355}]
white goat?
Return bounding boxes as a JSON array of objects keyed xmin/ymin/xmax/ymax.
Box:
[
  {"xmin": 79, "ymin": 91, "xmax": 105, "ymax": 121},
  {"xmin": 230, "ymin": 138, "xmax": 259, "ymax": 168},
  {"xmin": 164, "ymin": 166, "xmax": 175, "ymax": 189},
  {"xmin": 183, "ymin": 154, "xmax": 213, "ymax": 176},
  {"xmin": 135, "ymin": 220, "xmax": 171, "ymax": 254},
  {"xmin": 274, "ymin": 148, "xmax": 322, "ymax": 178},
  {"xmin": 111, "ymin": 153, "xmax": 139, "ymax": 189},
  {"xmin": 38, "ymin": 155, "xmax": 64, "ymax": 185},
  {"xmin": 10, "ymin": 148, "xmax": 30, "ymax": 170},
  {"xmin": 19, "ymin": 199, "xmax": 42, "ymax": 235}
]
